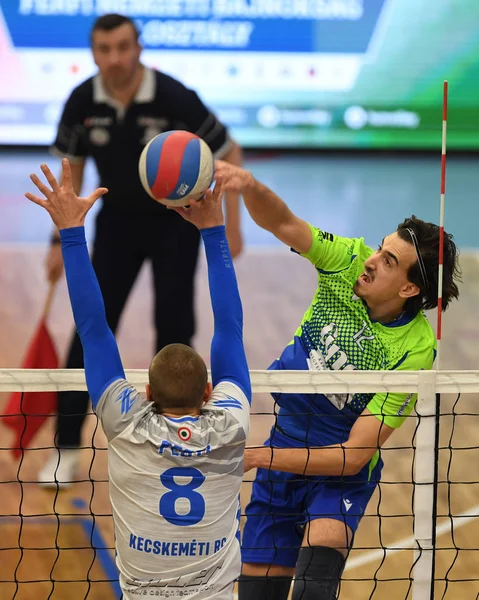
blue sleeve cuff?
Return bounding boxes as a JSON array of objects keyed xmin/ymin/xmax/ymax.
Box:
[
  {"xmin": 60, "ymin": 225, "xmax": 86, "ymax": 244},
  {"xmin": 200, "ymin": 225, "xmax": 226, "ymax": 239}
]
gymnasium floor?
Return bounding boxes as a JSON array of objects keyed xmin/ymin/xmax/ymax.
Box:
[{"xmin": 0, "ymin": 150, "xmax": 478, "ymax": 599}]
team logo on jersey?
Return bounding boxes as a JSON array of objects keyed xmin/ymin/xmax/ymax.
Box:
[
  {"xmin": 353, "ymin": 321, "xmax": 375, "ymax": 351},
  {"xmin": 84, "ymin": 117, "xmax": 113, "ymax": 127},
  {"xmin": 397, "ymin": 392, "xmax": 414, "ymax": 416},
  {"xmin": 89, "ymin": 127, "xmax": 110, "ymax": 146},
  {"xmin": 115, "ymin": 388, "xmax": 135, "ymax": 415},
  {"xmin": 178, "ymin": 427, "xmax": 192, "ymax": 441},
  {"xmin": 214, "ymin": 396, "xmax": 243, "ymax": 410}
]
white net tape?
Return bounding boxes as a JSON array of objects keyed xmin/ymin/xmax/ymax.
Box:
[{"xmin": 1, "ymin": 368, "xmax": 479, "ymax": 392}]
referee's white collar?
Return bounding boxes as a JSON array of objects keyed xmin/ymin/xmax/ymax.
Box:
[{"xmin": 93, "ymin": 66, "xmax": 156, "ymax": 105}]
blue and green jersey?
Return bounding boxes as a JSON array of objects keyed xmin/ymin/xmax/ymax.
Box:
[{"xmin": 271, "ymin": 224, "xmax": 436, "ymax": 448}]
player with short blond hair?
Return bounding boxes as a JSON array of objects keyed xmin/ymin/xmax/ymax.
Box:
[{"xmin": 27, "ymin": 158, "xmax": 251, "ymax": 600}]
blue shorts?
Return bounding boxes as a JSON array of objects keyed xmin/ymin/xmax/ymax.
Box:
[{"xmin": 242, "ymin": 464, "xmax": 380, "ymax": 568}]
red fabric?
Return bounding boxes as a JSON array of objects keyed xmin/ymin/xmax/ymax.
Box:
[{"xmin": 3, "ymin": 319, "xmax": 59, "ymax": 458}]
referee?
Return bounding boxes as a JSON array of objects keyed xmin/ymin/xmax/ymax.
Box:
[{"xmin": 39, "ymin": 13, "xmax": 243, "ymax": 487}]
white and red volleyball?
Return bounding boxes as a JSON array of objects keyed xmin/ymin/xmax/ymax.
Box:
[{"xmin": 139, "ymin": 130, "xmax": 214, "ymax": 207}]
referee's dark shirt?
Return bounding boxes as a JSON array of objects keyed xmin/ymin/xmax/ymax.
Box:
[{"xmin": 52, "ymin": 66, "xmax": 231, "ymax": 214}]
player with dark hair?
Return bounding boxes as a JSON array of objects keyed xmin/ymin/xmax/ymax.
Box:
[
  {"xmin": 27, "ymin": 159, "xmax": 251, "ymax": 600},
  {"xmin": 214, "ymin": 161, "xmax": 461, "ymax": 600},
  {"xmin": 40, "ymin": 13, "xmax": 243, "ymax": 485}
]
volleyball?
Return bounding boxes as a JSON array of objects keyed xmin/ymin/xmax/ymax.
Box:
[{"xmin": 139, "ymin": 130, "xmax": 214, "ymax": 207}]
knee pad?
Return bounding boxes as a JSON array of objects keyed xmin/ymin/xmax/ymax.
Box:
[
  {"xmin": 238, "ymin": 574, "xmax": 292, "ymax": 600},
  {"xmin": 292, "ymin": 546, "xmax": 345, "ymax": 600}
]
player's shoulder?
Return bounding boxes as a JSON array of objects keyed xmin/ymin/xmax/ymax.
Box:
[
  {"xmin": 208, "ymin": 381, "xmax": 249, "ymax": 409},
  {"xmin": 385, "ymin": 312, "xmax": 436, "ymax": 370},
  {"xmin": 98, "ymin": 378, "xmax": 148, "ymax": 417},
  {"xmin": 60, "ymin": 78, "xmax": 95, "ymax": 120},
  {"xmin": 344, "ymin": 234, "xmax": 374, "ymax": 267},
  {"xmin": 409, "ymin": 311, "xmax": 436, "ymax": 348},
  {"xmin": 204, "ymin": 380, "xmax": 250, "ymax": 432},
  {"xmin": 308, "ymin": 224, "xmax": 372, "ymax": 269},
  {"xmin": 358, "ymin": 238, "xmax": 374, "ymax": 261}
]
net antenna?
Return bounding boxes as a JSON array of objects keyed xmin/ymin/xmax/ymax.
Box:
[
  {"xmin": 412, "ymin": 81, "xmax": 448, "ymax": 600},
  {"xmin": 436, "ymin": 80, "xmax": 448, "ymax": 369}
]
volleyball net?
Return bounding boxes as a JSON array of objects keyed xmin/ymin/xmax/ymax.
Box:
[{"xmin": 0, "ymin": 369, "xmax": 478, "ymax": 600}]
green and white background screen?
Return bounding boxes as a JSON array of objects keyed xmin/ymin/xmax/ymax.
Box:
[{"xmin": 1, "ymin": 0, "xmax": 478, "ymax": 149}]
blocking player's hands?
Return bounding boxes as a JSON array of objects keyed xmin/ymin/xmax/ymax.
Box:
[
  {"xmin": 170, "ymin": 183, "xmax": 224, "ymax": 230},
  {"xmin": 26, "ymin": 158, "xmax": 108, "ymax": 230},
  {"xmin": 214, "ymin": 160, "xmax": 254, "ymax": 195}
]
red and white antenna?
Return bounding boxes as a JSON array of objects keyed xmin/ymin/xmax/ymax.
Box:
[{"xmin": 436, "ymin": 80, "xmax": 448, "ymax": 369}]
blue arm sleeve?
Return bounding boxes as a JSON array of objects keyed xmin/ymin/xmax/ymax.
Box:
[
  {"xmin": 201, "ymin": 226, "xmax": 251, "ymax": 403},
  {"xmin": 60, "ymin": 227, "xmax": 125, "ymax": 408}
]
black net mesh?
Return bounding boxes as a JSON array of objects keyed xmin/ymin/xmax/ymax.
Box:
[{"xmin": 1, "ymin": 382, "xmax": 478, "ymax": 600}]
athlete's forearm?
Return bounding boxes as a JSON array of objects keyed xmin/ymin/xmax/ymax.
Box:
[
  {"xmin": 246, "ymin": 443, "xmax": 373, "ymax": 477},
  {"xmin": 243, "ymin": 178, "xmax": 294, "ymax": 234},
  {"xmin": 216, "ymin": 160, "xmax": 311, "ymax": 250},
  {"xmin": 241, "ymin": 178, "xmax": 312, "ymax": 253},
  {"xmin": 202, "ymin": 225, "xmax": 251, "ymax": 401},
  {"xmin": 61, "ymin": 227, "xmax": 124, "ymax": 406}
]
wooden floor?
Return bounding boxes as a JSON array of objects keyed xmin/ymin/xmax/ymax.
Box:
[{"xmin": 1, "ymin": 151, "xmax": 479, "ymax": 599}]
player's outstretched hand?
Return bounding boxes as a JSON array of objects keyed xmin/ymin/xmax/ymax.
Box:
[
  {"xmin": 170, "ymin": 183, "xmax": 224, "ymax": 230},
  {"xmin": 26, "ymin": 158, "xmax": 108, "ymax": 230},
  {"xmin": 214, "ymin": 160, "xmax": 254, "ymax": 195}
]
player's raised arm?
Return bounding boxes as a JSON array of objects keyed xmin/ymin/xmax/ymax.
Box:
[
  {"xmin": 170, "ymin": 186, "xmax": 251, "ymax": 402},
  {"xmin": 214, "ymin": 160, "xmax": 312, "ymax": 254},
  {"xmin": 25, "ymin": 158, "xmax": 124, "ymax": 407}
]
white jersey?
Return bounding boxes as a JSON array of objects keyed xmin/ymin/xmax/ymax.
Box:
[{"xmin": 96, "ymin": 378, "xmax": 250, "ymax": 599}]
